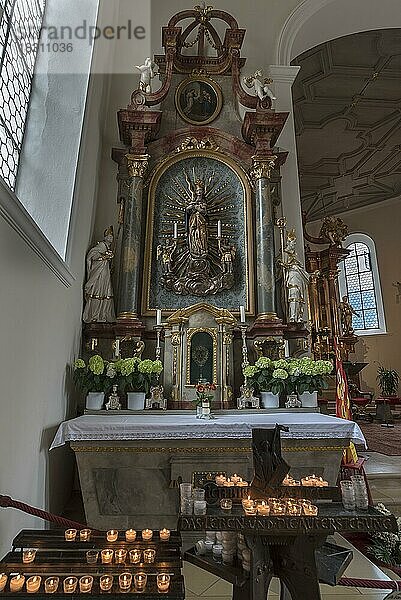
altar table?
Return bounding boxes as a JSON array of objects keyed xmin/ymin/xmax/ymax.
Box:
[{"xmin": 50, "ymin": 412, "xmax": 365, "ymax": 530}]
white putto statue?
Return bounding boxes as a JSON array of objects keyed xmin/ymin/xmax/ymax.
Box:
[
  {"xmin": 281, "ymin": 229, "xmax": 310, "ymax": 324},
  {"xmin": 82, "ymin": 226, "xmax": 116, "ymax": 323},
  {"xmin": 135, "ymin": 57, "xmax": 157, "ymax": 94},
  {"xmin": 243, "ymin": 70, "xmax": 276, "ymax": 103}
]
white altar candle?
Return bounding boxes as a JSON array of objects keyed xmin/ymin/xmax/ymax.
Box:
[
  {"xmin": 217, "ymin": 220, "xmax": 222, "ymax": 238},
  {"xmin": 156, "ymin": 309, "xmax": 162, "ymax": 326},
  {"xmin": 173, "ymin": 223, "xmax": 178, "ymax": 239},
  {"xmin": 240, "ymin": 305, "xmax": 246, "ymax": 323}
]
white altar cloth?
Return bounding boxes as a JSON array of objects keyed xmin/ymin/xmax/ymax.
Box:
[{"xmin": 50, "ymin": 413, "xmax": 366, "ymax": 449}]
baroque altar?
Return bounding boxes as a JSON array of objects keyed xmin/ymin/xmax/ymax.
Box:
[{"xmin": 82, "ymin": 4, "xmax": 313, "ymax": 408}]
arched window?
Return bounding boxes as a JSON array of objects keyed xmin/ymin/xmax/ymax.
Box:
[
  {"xmin": 339, "ymin": 233, "xmax": 386, "ymax": 335},
  {"xmin": 0, "ymin": 0, "xmax": 46, "ymax": 190}
]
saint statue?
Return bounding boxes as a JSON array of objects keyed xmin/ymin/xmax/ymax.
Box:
[
  {"xmin": 281, "ymin": 229, "xmax": 310, "ymax": 323},
  {"xmin": 82, "ymin": 226, "xmax": 116, "ymax": 323},
  {"xmin": 185, "ymin": 176, "xmax": 209, "ymax": 258},
  {"xmin": 339, "ymin": 295, "xmax": 359, "ymax": 336}
]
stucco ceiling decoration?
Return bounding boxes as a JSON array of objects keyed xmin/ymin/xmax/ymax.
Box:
[{"xmin": 292, "ymin": 29, "xmax": 401, "ymax": 221}]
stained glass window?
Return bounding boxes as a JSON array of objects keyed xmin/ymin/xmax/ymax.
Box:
[
  {"xmin": 343, "ymin": 241, "xmax": 379, "ymax": 331},
  {"xmin": 0, "ymin": 0, "xmax": 46, "ymax": 190}
]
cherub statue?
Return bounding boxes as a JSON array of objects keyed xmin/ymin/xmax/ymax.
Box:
[
  {"xmin": 135, "ymin": 57, "xmax": 157, "ymax": 94},
  {"xmin": 319, "ymin": 216, "xmax": 348, "ymax": 247},
  {"xmin": 243, "ymin": 70, "xmax": 276, "ymax": 103},
  {"xmin": 339, "ymin": 295, "xmax": 359, "ymax": 336}
]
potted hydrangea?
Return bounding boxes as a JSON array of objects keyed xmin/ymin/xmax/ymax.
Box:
[
  {"xmin": 115, "ymin": 357, "xmax": 163, "ymax": 410},
  {"xmin": 243, "ymin": 357, "xmax": 286, "ymax": 408},
  {"xmin": 292, "ymin": 357, "xmax": 333, "ymax": 407},
  {"xmin": 73, "ymin": 355, "xmax": 110, "ymax": 410}
]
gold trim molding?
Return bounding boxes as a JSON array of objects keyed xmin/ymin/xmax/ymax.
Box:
[
  {"xmin": 250, "ymin": 155, "xmax": 277, "ymax": 181},
  {"xmin": 71, "ymin": 445, "xmax": 345, "ymax": 453},
  {"xmin": 126, "ymin": 154, "xmax": 150, "ymax": 178},
  {"xmin": 186, "ymin": 327, "xmax": 218, "ymax": 385}
]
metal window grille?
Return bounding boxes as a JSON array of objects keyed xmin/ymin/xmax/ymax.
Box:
[
  {"xmin": 0, "ymin": 0, "xmax": 46, "ymax": 190},
  {"xmin": 344, "ymin": 242, "xmax": 379, "ymax": 331}
]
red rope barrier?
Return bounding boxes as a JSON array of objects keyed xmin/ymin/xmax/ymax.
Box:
[
  {"xmin": 0, "ymin": 494, "xmax": 91, "ymax": 531},
  {"xmin": 339, "ymin": 577, "xmax": 401, "ymax": 590}
]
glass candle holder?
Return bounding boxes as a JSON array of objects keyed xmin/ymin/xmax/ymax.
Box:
[
  {"xmin": 10, "ymin": 574, "xmax": 25, "ymax": 592},
  {"xmin": 63, "ymin": 577, "xmax": 78, "ymax": 594},
  {"xmin": 241, "ymin": 496, "xmax": 254, "ymax": 510},
  {"xmin": 119, "ymin": 572, "xmax": 132, "ymax": 593},
  {"xmin": 212, "ymin": 543, "xmax": 223, "ymax": 562},
  {"xmin": 194, "ymin": 500, "xmax": 207, "ymax": 515},
  {"xmin": 86, "ymin": 550, "xmax": 99, "ymax": 565},
  {"xmin": 157, "ymin": 573, "xmax": 170, "ymax": 593},
  {"xmin": 125, "ymin": 529, "xmax": 137, "ymax": 542},
  {"xmin": 44, "ymin": 577, "xmax": 59, "ymax": 594},
  {"xmin": 143, "ymin": 548, "xmax": 156, "ymax": 563},
  {"xmin": 142, "ymin": 528, "xmax": 153, "ymax": 541},
  {"xmin": 80, "ymin": 529, "xmax": 92, "ymax": 542},
  {"xmin": 193, "ymin": 488, "xmax": 206, "ymax": 501},
  {"xmin": 129, "ymin": 549, "xmax": 142, "ymax": 564},
  {"xmin": 303, "ymin": 504, "xmax": 318, "ymax": 516},
  {"xmin": 0, "ymin": 574, "xmax": 7, "ymax": 593},
  {"xmin": 106, "ymin": 529, "xmax": 118, "ymax": 542},
  {"xmin": 101, "ymin": 549, "xmax": 114, "ymax": 564},
  {"xmin": 133, "ymin": 572, "xmax": 147, "ymax": 593},
  {"xmin": 204, "ymin": 539, "xmax": 214, "ymax": 552},
  {"xmin": 244, "ymin": 505, "xmax": 257, "ymax": 516},
  {"xmin": 64, "ymin": 529, "xmax": 77, "ymax": 542},
  {"xmin": 256, "ymin": 501, "xmax": 270, "ymax": 515},
  {"xmin": 179, "ymin": 483, "xmax": 192, "ymax": 499},
  {"xmin": 271, "ymin": 501, "xmax": 286, "ymax": 516},
  {"xmin": 23, "ymin": 548, "xmax": 37, "ymax": 563},
  {"xmin": 215, "ymin": 474, "xmax": 226, "ymax": 486},
  {"xmin": 26, "ymin": 575, "xmax": 42, "ymax": 593},
  {"xmin": 79, "ymin": 576, "xmax": 93, "ymax": 594},
  {"xmin": 287, "ymin": 503, "xmax": 302, "ymax": 516},
  {"xmin": 220, "ymin": 498, "xmax": 233, "ymax": 511},
  {"xmin": 115, "ymin": 548, "xmax": 127, "ymax": 564},
  {"xmin": 159, "ymin": 528, "xmax": 170, "ymax": 541},
  {"xmin": 99, "ymin": 575, "xmax": 113, "ymax": 592}
]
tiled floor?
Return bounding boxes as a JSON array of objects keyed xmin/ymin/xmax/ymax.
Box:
[{"xmin": 184, "ymin": 451, "xmax": 401, "ymax": 599}]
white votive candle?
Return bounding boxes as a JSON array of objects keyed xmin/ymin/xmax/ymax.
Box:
[
  {"xmin": 80, "ymin": 528, "xmax": 91, "ymax": 542},
  {"xmin": 26, "ymin": 575, "xmax": 42, "ymax": 593},
  {"xmin": 0, "ymin": 573, "xmax": 8, "ymax": 593},
  {"xmin": 231, "ymin": 474, "xmax": 240, "ymax": 484},
  {"xmin": 119, "ymin": 572, "xmax": 132, "ymax": 592},
  {"xmin": 63, "ymin": 577, "xmax": 78, "ymax": 594},
  {"xmin": 133, "ymin": 573, "xmax": 147, "ymax": 592},
  {"xmin": 125, "ymin": 528, "xmax": 137, "ymax": 542},
  {"xmin": 115, "ymin": 548, "xmax": 127, "ymax": 564},
  {"xmin": 44, "ymin": 577, "xmax": 59, "ymax": 594},
  {"xmin": 64, "ymin": 529, "xmax": 77, "ymax": 542},
  {"xmin": 23, "ymin": 548, "xmax": 37, "ymax": 563},
  {"xmin": 10, "ymin": 574, "xmax": 25, "ymax": 592},
  {"xmin": 101, "ymin": 549, "xmax": 114, "ymax": 564},
  {"xmin": 142, "ymin": 528, "xmax": 153, "ymax": 541},
  {"xmin": 129, "ymin": 549, "xmax": 141, "ymax": 564},
  {"xmin": 79, "ymin": 576, "xmax": 93, "ymax": 594},
  {"xmin": 160, "ymin": 528, "xmax": 170, "ymax": 541},
  {"xmin": 157, "ymin": 574, "xmax": 170, "ymax": 593},
  {"xmin": 100, "ymin": 575, "xmax": 113, "ymax": 592},
  {"xmin": 107, "ymin": 529, "xmax": 118, "ymax": 542}
]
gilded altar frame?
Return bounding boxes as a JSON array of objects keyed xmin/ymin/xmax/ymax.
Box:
[{"xmin": 142, "ymin": 148, "xmax": 255, "ymax": 317}]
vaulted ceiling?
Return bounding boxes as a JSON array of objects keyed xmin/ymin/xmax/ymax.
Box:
[{"xmin": 292, "ymin": 29, "xmax": 401, "ymax": 221}]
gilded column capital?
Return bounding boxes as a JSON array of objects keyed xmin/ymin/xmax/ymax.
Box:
[
  {"xmin": 250, "ymin": 155, "xmax": 277, "ymax": 181},
  {"xmin": 126, "ymin": 153, "xmax": 150, "ymax": 178}
]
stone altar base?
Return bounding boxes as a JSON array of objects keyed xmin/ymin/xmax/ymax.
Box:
[{"xmin": 72, "ymin": 437, "xmax": 349, "ymax": 531}]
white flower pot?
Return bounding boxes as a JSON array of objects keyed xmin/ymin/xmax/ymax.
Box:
[
  {"xmin": 127, "ymin": 392, "xmax": 146, "ymax": 410},
  {"xmin": 86, "ymin": 392, "xmax": 105, "ymax": 410},
  {"xmin": 298, "ymin": 391, "xmax": 318, "ymax": 407},
  {"xmin": 260, "ymin": 392, "xmax": 279, "ymax": 409}
]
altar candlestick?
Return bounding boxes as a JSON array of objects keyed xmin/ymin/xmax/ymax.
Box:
[
  {"xmin": 240, "ymin": 305, "xmax": 246, "ymax": 323},
  {"xmin": 217, "ymin": 220, "xmax": 222, "ymax": 238},
  {"xmin": 173, "ymin": 223, "xmax": 178, "ymax": 239},
  {"xmin": 156, "ymin": 309, "xmax": 162, "ymax": 326}
]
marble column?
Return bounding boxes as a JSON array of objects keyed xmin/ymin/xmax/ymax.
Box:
[
  {"xmin": 251, "ymin": 156, "xmax": 278, "ymax": 320},
  {"xmin": 117, "ymin": 154, "xmax": 149, "ymax": 321},
  {"xmin": 268, "ymin": 65, "xmax": 304, "ymax": 262}
]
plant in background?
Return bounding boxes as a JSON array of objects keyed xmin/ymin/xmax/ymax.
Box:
[
  {"xmin": 194, "ymin": 382, "xmax": 216, "ymax": 406},
  {"xmin": 377, "ymin": 366, "xmax": 399, "ymax": 397},
  {"xmin": 368, "ymin": 504, "xmax": 401, "ymax": 565}
]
